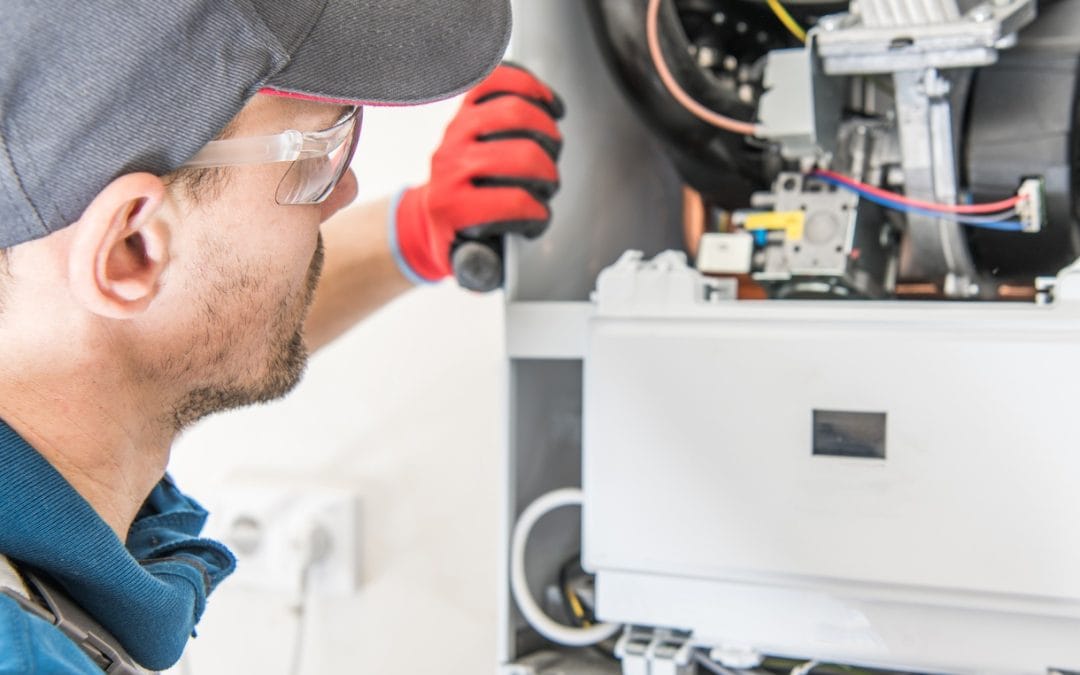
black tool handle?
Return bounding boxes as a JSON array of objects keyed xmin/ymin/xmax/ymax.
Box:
[{"xmin": 451, "ymin": 237, "xmax": 504, "ymax": 292}]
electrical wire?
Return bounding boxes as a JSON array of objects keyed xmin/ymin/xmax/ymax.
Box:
[
  {"xmin": 811, "ymin": 172, "xmax": 1027, "ymax": 231},
  {"xmin": 558, "ymin": 555, "xmax": 621, "ymax": 660},
  {"xmin": 510, "ymin": 488, "xmax": 622, "ymax": 647},
  {"xmin": 646, "ymin": 0, "xmax": 760, "ymax": 136},
  {"xmin": 288, "ymin": 524, "xmax": 330, "ymax": 675},
  {"xmin": 288, "ymin": 560, "xmax": 313, "ymax": 675},
  {"xmin": 813, "ymin": 169, "xmax": 1024, "ymax": 215},
  {"xmin": 566, "ymin": 586, "xmax": 589, "ymax": 625},
  {"xmin": 791, "ymin": 660, "xmax": 821, "ymax": 675},
  {"xmin": 766, "ymin": 0, "xmax": 808, "ymax": 42},
  {"xmin": 694, "ymin": 652, "xmax": 744, "ymax": 675},
  {"xmin": 557, "ymin": 556, "xmax": 591, "ymax": 627},
  {"xmin": 854, "ymin": 191, "xmax": 1023, "ymax": 229}
]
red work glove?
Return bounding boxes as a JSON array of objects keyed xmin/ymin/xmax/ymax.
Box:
[{"xmin": 392, "ymin": 62, "xmax": 565, "ymax": 285}]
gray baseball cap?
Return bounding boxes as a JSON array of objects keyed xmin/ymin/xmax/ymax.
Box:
[{"xmin": 0, "ymin": 0, "xmax": 512, "ymax": 249}]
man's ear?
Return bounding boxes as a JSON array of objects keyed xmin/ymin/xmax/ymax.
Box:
[{"xmin": 67, "ymin": 172, "xmax": 171, "ymax": 319}]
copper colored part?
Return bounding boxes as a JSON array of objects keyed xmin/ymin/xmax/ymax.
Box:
[
  {"xmin": 717, "ymin": 209, "xmax": 733, "ymax": 232},
  {"xmin": 997, "ymin": 284, "xmax": 1037, "ymax": 300},
  {"xmin": 682, "ymin": 186, "xmax": 706, "ymax": 260},
  {"xmin": 895, "ymin": 283, "xmax": 941, "ymax": 297},
  {"xmin": 736, "ymin": 274, "xmax": 769, "ymax": 300},
  {"xmin": 684, "ymin": 187, "xmax": 767, "ymax": 299}
]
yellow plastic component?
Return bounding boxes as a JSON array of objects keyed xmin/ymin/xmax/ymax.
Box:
[{"xmin": 744, "ymin": 210, "xmax": 806, "ymax": 241}]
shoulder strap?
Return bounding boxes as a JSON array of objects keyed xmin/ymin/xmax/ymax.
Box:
[
  {"xmin": 0, "ymin": 556, "xmax": 154, "ymax": 674},
  {"xmin": 0, "ymin": 555, "xmax": 28, "ymax": 599}
]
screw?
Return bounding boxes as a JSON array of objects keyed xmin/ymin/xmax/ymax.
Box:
[{"xmin": 697, "ymin": 45, "xmax": 719, "ymax": 68}]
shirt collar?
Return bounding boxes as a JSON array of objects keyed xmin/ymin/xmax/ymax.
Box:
[{"xmin": 0, "ymin": 418, "xmax": 234, "ymax": 670}]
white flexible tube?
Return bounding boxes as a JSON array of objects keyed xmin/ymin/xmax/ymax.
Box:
[{"xmin": 510, "ymin": 487, "xmax": 623, "ymax": 647}]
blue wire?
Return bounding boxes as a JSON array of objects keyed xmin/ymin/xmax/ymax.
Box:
[{"xmin": 812, "ymin": 174, "xmax": 1026, "ymax": 232}]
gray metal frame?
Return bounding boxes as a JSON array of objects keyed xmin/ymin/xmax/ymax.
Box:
[
  {"xmin": 497, "ymin": 2, "xmax": 1080, "ymax": 674},
  {"xmin": 500, "ymin": 1, "xmax": 683, "ymax": 670}
]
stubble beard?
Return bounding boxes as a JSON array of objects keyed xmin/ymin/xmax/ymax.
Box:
[{"xmin": 169, "ymin": 235, "xmax": 325, "ymax": 431}]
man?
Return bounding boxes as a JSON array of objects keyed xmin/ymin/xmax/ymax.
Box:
[{"xmin": 0, "ymin": 0, "xmax": 562, "ymax": 672}]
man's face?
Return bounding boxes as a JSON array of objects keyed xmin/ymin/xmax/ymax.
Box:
[{"xmin": 150, "ymin": 94, "xmax": 358, "ymax": 429}]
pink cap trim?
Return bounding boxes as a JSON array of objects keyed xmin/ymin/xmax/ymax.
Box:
[
  {"xmin": 258, "ymin": 86, "xmax": 411, "ymax": 108},
  {"xmin": 258, "ymin": 86, "xmax": 366, "ymax": 106}
]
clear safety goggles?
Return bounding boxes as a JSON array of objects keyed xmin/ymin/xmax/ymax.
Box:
[{"xmin": 181, "ymin": 106, "xmax": 362, "ymax": 205}]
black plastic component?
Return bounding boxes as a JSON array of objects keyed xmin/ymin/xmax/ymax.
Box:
[
  {"xmin": 585, "ymin": 0, "xmax": 787, "ymax": 206},
  {"xmin": 963, "ymin": 0, "xmax": 1080, "ymax": 279},
  {"xmin": 452, "ymin": 238, "xmax": 504, "ymax": 292}
]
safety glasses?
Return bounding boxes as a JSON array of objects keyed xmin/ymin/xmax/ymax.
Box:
[{"xmin": 180, "ymin": 107, "xmax": 362, "ymax": 205}]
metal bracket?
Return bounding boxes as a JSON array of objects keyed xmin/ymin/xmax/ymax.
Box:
[
  {"xmin": 892, "ymin": 68, "xmax": 977, "ymax": 290},
  {"xmin": 615, "ymin": 627, "xmax": 695, "ymax": 675},
  {"xmin": 815, "ymin": 0, "xmax": 1037, "ymax": 75}
]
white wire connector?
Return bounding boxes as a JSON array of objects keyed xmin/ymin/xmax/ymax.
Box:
[
  {"xmin": 509, "ymin": 488, "xmax": 622, "ymax": 647},
  {"xmin": 1017, "ymin": 177, "xmax": 1046, "ymax": 233}
]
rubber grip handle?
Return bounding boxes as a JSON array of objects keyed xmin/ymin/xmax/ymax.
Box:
[{"xmin": 451, "ymin": 237, "xmax": 504, "ymax": 292}]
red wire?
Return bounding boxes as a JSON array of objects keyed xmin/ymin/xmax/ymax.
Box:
[
  {"xmin": 646, "ymin": 0, "xmax": 757, "ymax": 136},
  {"xmin": 813, "ymin": 169, "xmax": 1024, "ymax": 214}
]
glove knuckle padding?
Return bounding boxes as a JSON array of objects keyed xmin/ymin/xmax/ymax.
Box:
[
  {"xmin": 479, "ymin": 129, "xmax": 562, "ymax": 163},
  {"xmin": 466, "ymin": 63, "xmax": 556, "ymax": 109},
  {"xmin": 487, "ymin": 185, "xmax": 547, "ymax": 219},
  {"xmin": 467, "ymin": 139, "xmax": 558, "ymax": 182},
  {"xmin": 457, "ymin": 186, "xmax": 551, "ymax": 239},
  {"xmin": 473, "ymin": 91, "xmax": 563, "ymax": 123},
  {"xmin": 482, "ymin": 96, "xmax": 562, "ymax": 138},
  {"xmin": 452, "ymin": 98, "xmax": 562, "ymax": 164},
  {"xmin": 463, "ymin": 219, "xmax": 549, "ymax": 241},
  {"xmin": 473, "ymin": 173, "xmax": 557, "ymax": 199}
]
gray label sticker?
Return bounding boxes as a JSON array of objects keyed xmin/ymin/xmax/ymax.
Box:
[{"xmin": 813, "ymin": 410, "xmax": 886, "ymax": 459}]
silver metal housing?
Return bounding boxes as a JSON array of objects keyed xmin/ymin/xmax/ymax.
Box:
[{"xmin": 816, "ymin": 0, "xmax": 1037, "ymax": 74}]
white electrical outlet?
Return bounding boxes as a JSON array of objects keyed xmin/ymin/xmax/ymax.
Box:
[{"xmin": 202, "ymin": 480, "xmax": 362, "ymax": 596}]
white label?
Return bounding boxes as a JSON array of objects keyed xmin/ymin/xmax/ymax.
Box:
[{"xmin": 696, "ymin": 232, "xmax": 753, "ymax": 274}]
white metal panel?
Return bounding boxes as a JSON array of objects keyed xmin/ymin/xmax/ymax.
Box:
[
  {"xmin": 596, "ymin": 569, "xmax": 1080, "ymax": 674},
  {"xmin": 583, "ymin": 282, "xmax": 1080, "ymax": 672}
]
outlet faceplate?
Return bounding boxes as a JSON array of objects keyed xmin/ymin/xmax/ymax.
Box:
[{"xmin": 202, "ymin": 481, "xmax": 362, "ymax": 596}]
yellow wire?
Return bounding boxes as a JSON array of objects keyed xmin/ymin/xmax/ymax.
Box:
[
  {"xmin": 565, "ymin": 585, "xmax": 590, "ymax": 626},
  {"xmin": 766, "ymin": 0, "xmax": 807, "ymax": 43}
]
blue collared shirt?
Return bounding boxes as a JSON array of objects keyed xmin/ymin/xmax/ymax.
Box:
[{"xmin": 0, "ymin": 419, "xmax": 235, "ymax": 672}]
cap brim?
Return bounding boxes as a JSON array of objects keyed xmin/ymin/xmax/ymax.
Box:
[{"xmin": 264, "ymin": 0, "xmax": 511, "ymax": 106}]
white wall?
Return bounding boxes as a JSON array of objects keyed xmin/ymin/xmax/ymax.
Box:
[{"xmin": 165, "ymin": 99, "xmax": 506, "ymax": 675}]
